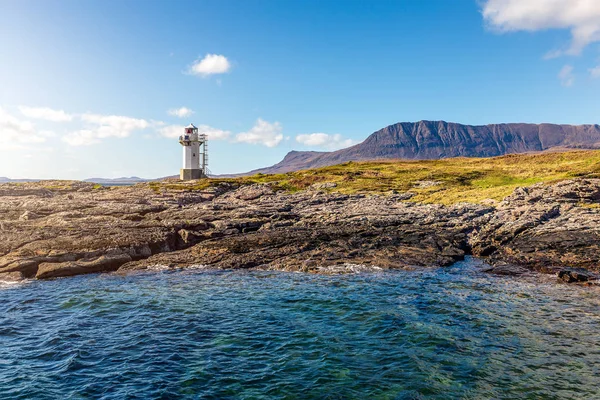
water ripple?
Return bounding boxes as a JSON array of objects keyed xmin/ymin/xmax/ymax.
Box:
[{"xmin": 0, "ymin": 258, "xmax": 599, "ymax": 399}]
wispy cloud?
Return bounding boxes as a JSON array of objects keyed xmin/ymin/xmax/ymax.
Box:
[
  {"xmin": 63, "ymin": 113, "xmax": 150, "ymax": 146},
  {"xmin": 18, "ymin": 106, "xmax": 73, "ymax": 122},
  {"xmin": 168, "ymin": 107, "xmax": 195, "ymax": 118},
  {"xmin": 39, "ymin": 130, "xmax": 57, "ymax": 138},
  {"xmin": 189, "ymin": 54, "xmax": 231, "ymax": 76},
  {"xmin": 296, "ymin": 133, "xmax": 355, "ymax": 150},
  {"xmin": 158, "ymin": 124, "xmax": 184, "ymax": 139},
  {"xmin": 481, "ymin": 0, "xmax": 600, "ymax": 56},
  {"xmin": 558, "ymin": 65, "xmax": 575, "ymax": 87},
  {"xmin": 159, "ymin": 124, "xmax": 230, "ymax": 140},
  {"xmin": 80, "ymin": 114, "xmax": 149, "ymax": 138},
  {"xmin": 62, "ymin": 130, "xmax": 101, "ymax": 146},
  {"xmin": 200, "ymin": 125, "xmax": 231, "ymax": 140},
  {"xmin": 589, "ymin": 65, "xmax": 600, "ymax": 78},
  {"xmin": 0, "ymin": 107, "xmax": 45, "ymax": 150},
  {"xmin": 10, "ymin": 103, "xmax": 292, "ymax": 152},
  {"xmin": 235, "ymin": 118, "xmax": 283, "ymax": 148},
  {"xmin": 12, "ymin": 103, "xmax": 232, "ymax": 147}
]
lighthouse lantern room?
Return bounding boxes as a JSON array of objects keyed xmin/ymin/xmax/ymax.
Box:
[{"xmin": 179, "ymin": 123, "xmax": 208, "ymax": 180}]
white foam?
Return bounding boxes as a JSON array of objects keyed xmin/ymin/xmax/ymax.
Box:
[
  {"xmin": 186, "ymin": 264, "xmax": 211, "ymax": 270},
  {"xmin": 317, "ymin": 263, "xmax": 384, "ymax": 274},
  {"xmin": 0, "ymin": 279, "xmax": 29, "ymax": 289},
  {"xmin": 145, "ymin": 265, "xmax": 170, "ymax": 271},
  {"xmin": 145, "ymin": 264, "xmax": 212, "ymax": 271}
]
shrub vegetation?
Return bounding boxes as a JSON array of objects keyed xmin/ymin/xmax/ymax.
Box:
[{"xmin": 148, "ymin": 150, "xmax": 600, "ymax": 204}]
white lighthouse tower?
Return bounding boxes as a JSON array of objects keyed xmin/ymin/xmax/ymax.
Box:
[{"xmin": 179, "ymin": 124, "xmax": 208, "ymax": 180}]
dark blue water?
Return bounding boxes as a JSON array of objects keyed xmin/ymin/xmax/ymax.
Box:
[{"xmin": 1, "ymin": 258, "xmax": 599, "ymax": 399}]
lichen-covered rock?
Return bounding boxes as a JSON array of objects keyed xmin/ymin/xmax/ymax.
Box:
[
  {"xmin": 470, "ymin": 179, "xmax": 600, "ymax": 274},
  {"xmin": 1, "ymin": 178, "xmax": 600, "ymax": 281}
]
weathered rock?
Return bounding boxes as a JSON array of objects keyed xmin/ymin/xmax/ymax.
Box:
[
  {"xmin": 1, "ymin": 179, "xmax": 600, "ymax": 281},
  {"xmin": 36, "ymin": 254, "xmax": 133, "ymax": 279},
  {"xmin": 0, "ymin": 271, "xmax": 25, "ymax": 281},
  {"xmin": 310, "ymin": 182, "xmax": 337, "ymax": 190},
  {"xmin": 558, "ymin": 268, "xmax": 595, "ymax": 283},
  {"xmin": 121, "ymin": 192, "xmax": 491, "ymax": 273},
  {"xmin": 229, "ymin": 184, "xmax": 273, "ymax": 201},
  {"xmin": 19, "ymin": 211, "xmax": 40, "ymax": 221},
  {"xmin": 471, "ymin": 179, "xmax": 600, "ymax": 274}
]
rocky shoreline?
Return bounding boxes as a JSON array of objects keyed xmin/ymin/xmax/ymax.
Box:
[{"xmin": 0, "ymin": 179, "xmax": 599, "ymax": 284}]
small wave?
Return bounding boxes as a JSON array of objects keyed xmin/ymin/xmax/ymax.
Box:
[
  {"xmin": 1, "ymin": 260, "xmax": 600, "ymax": 399},
  {"xmin": 186, "ymin": 264, "xmax": 211, "ymax": 270},
  {"xmin": 0, "ymin": 279, "xmax": 29, "ymax": 289},
  {"xmin": 145, "ymin": 265, "xmax": 171, "ymax": 271},
  {"xmin": 317, "ymin": 263, "xmax": 384, "ymax": 274},
  {"xmin": 145, "ymin": 264, "xmax": 212, "ymax": 271}
]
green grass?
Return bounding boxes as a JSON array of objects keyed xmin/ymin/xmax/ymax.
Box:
[
  {"xmin": 578, "ymin": 202, "xmax": 600, "ymax": 209},
  {"xmin": 148, "ymin": 150, "xmax": 600, "ymax": 204}
]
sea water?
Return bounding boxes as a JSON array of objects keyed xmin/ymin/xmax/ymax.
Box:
[{"xmin": 1, "ymin": 258, "xmax": 599, "ymax": 399}]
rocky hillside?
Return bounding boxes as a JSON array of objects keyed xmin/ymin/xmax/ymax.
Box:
[{"xmin": 250, "ymin": 120, "xmax": 600, "ymax": 174}]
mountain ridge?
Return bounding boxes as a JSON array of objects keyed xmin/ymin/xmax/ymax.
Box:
[{"xmin": 246, "ymin": 120, "xmax": 600, "ymax": 175}]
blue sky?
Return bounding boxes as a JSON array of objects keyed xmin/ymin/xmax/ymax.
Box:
[{"xmin": 1, "ymin": 0, "xmax": 600, "ymax": 179}]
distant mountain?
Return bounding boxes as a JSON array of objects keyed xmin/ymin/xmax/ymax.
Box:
[
  {"xmin": 83, "ymin": 177, "xmax": 149, "ymax": 185},
  {"xmin": 247, "ymin": 120, "xmax": 600, "ymax": 174},
  {"xmin": 0, "ymin": 177, "xmax": 40, "ymax": 183}
]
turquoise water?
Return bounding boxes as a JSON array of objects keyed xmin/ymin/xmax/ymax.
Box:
[{"xmin": 1, "ymin": 258, "xmax": 599, "ymax": 399}]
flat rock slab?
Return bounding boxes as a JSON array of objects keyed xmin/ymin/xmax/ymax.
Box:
[
  {"xmin": 0, "ymin": 179, "xmax": 599, "ymax": 281},
  {"xmin": 37, "ymin": 254, "xmax": 133, "ymax": 279}
]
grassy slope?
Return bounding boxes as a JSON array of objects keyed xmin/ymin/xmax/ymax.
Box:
[{"xmin": 150, "ymin": 150, "xmax": 600, "ymax": 205}]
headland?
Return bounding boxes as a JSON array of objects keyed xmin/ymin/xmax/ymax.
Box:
[{"xmin": 1, "ymin": 150, "xmax": 599, "ymax": 284}]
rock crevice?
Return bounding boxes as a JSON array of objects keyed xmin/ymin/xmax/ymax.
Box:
[{"xmin": 0, "ymin": 179, "xmax": 599, "ymax": 281}]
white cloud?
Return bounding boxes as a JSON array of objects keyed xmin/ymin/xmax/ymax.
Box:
[
  {"xmin": 200, "ymin": 125, "xmax": 230, "ymax": 140},
  {"xmin": 18, "ymin": 106, "xmax": 73, "ymax": 122},
  {"xmin": 63, "ymin": 113, "xmax": 149, "ymax": 146},
  {"xmin": 80, "ymin": 113, "xmax": 149, "ymax": 138},
  {"xmin": 481, "ymin": 0, "xmax": 600, "ymax": 56},
  {"xmin": 62, "ymin": 130, "xmax": 101, "ymax": 146},
  {"xmin": 189, "ymin": 54, "xmax": 231, "ymax": 76},
  {"xmin": 295, "ymin": 133, "xmax": 355, "ymax": 150},
  {"xmin": 39, "ymin": 130, "xmax": 57, "ymax": 138},
  {"xmin": 159, "ymin": 124, "xmax": 230, "ymax": 140},
  {"xmin": 589, "ymin": 65, "xmax": 600, "ymax": 78},
  {"xmin": 558, "ymin": 65, "xmax": 575, "ymax": 87},
  {"xmin": 158, "ymin": 125, "xmax": 184, "ymax": 139},
  {"xmin": 0, "ymin": 107, "xmax": 45, "ymax": 150},
  {"xmin": 235, "ymin": 118, "xmax": 283, "ymax": 147},
  {"xmin": 168, "ymin": 107, "xmax": 195, "ymax": 118}
]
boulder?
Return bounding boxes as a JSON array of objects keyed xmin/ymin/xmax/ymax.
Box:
[
  {"xmin": 558, "ymin": 268, "xmax": 595, "ymax": 283},
  {"xmin": 19, "ymin": 211, "xmax": 40, "ymax": 221},
  {"xmin": 36, "ymin": 254, "xmax": 132, "ymax": 279},
  {"xmin": 232, "ymin": 184, "xmax": 274, "ymax": 201},
  {"xmin": 0, "ymin": 271, "xmax": 25, "ymax": 281}
]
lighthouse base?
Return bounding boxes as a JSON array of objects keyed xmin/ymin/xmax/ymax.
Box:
[{"xmin": 180, "ymin": 169, "xmax": 205, "ymax": 180}]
